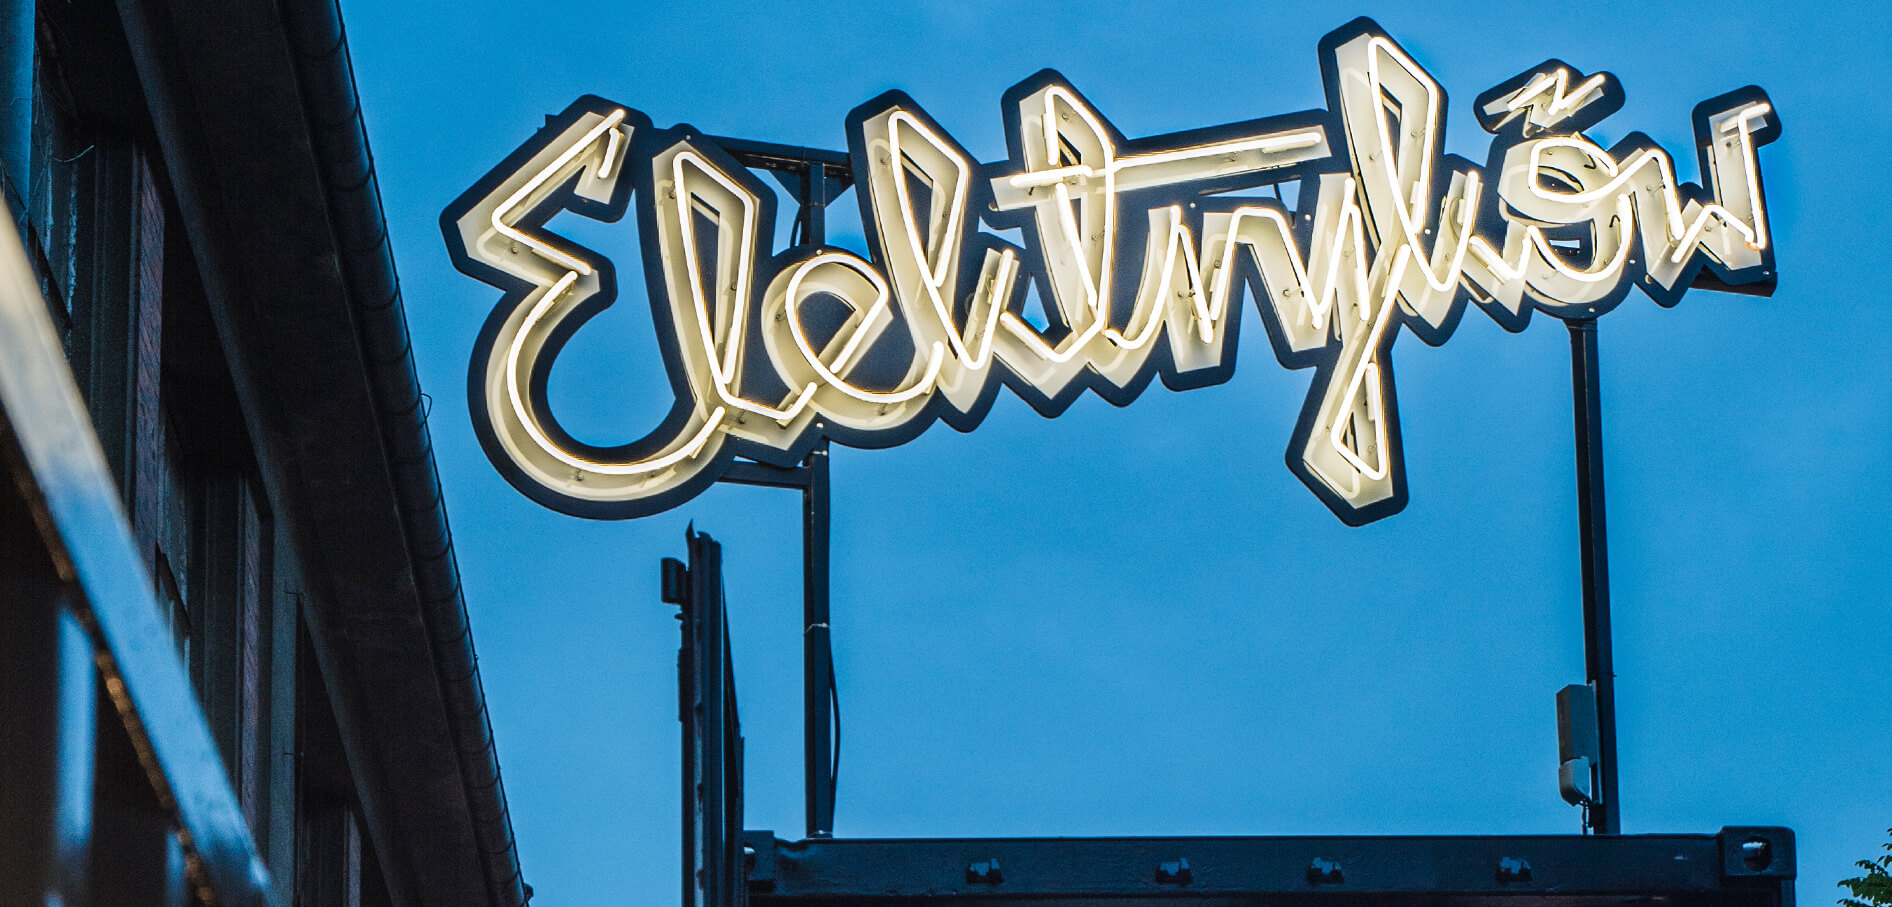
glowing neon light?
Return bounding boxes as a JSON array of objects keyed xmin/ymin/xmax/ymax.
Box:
[{"xmin": 443, "ymin": 18, "xmax": 1780, "ymax": 524}]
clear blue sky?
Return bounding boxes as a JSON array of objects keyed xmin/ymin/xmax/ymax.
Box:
[{"xmin": 343, "ymin": 1, "xmax": 1889, "ymax": 903}]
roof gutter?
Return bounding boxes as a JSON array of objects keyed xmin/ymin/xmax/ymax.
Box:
[{"xmin": 275, "ymin": 5, "xmax": 527, "ymax": 905}]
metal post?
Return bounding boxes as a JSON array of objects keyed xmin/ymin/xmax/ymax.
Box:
[
  {"xmin": 803, "ymin": 442, "xmax": 832, "ymax": 838},
  {"xmin": 799, "ymin": 162, "xmax": 827, "ymax": 247},
  {"xmin": 696, "ymin": 533, "xmax": 733, "ymax": 907},
  {"xmin": 674, "ymin": 531, "xmax": 741, "ymax": 907},
  {"xmin": 675, "ymin": 558, "xmax": 695, "ymax": 907},
  {"xmin": 1567, "ymin": 319, "xmax": 1620, "ymax": 835},
  {"xmin": 800, "ymin": 162, "xmax": 836, "ymax": 839}
]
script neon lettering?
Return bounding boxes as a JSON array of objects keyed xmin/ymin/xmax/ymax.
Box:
[{"xmin": 443, "ymin": 18, "xmax": 1780, "ymax": 524}]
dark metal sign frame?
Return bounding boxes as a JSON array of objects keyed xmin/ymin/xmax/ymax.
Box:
[{"xmin": 447, "ymin": 15, "xmax": 1792, "ymax": 904}]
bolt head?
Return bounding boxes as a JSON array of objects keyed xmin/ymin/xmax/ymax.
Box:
[
  {"xmin": 1155, "ymin": 858, "xmax": 1193, "ymax": 885},
  {"xmin": 966, "ymin": 859, "xmax": 1003, "ymax": 885}
]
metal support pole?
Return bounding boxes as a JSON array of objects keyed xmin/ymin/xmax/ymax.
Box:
[
  {"xmin": 803, "ymin": 443, "xmax": 832, "ymax": 838},
  {"xmin": 673, "ymin": 531, "xmax": 741, "ymax": 907},
  {"xmin": 801, "ymin": 162, "xmax": 836, "ymax": 839},
  {"xmin": 799, "ymin": 162, "xmax": 827, "ymax": 247},
  {"xmin": 675, "ymin": 563, "xmax": 695, "ymax": 907},
  {"xmin": 1567, "ymin": 319, "xmax": 1620, "ymax": 835}
]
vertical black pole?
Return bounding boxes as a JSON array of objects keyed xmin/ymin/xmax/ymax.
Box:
[
  {"xmin": 680, "ymin": 532, "xmax": 737, "ymax": 907},
  {"xmin": 801, "ymin": 163, "xmax": 836, "ymax": 839},
  {"xmin": 676, "ymin": 541, "xmax": 697, "ymax": 907},
  {"xmin": 1568, "ymin": 319, "xmax": 1620, "ymax": 835},
  {"xmin": 801, "ymin": 162, "xmax": 827, "ymax": 248},
  {"xmin": 681, "ymin": 537, "xmax": 703, "ymax": 907}
]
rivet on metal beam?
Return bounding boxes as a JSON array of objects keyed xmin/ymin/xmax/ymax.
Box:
[
  {"xmin": 966, "ymin": 859, "xmax": 1003, "ymax": 885},
  {"xmin": 1155, "ymin": 858, "xmax": 1192, "ymax": 885},
  {"xmin": 1741, "ymin": 838, "xmax": 1773, "ymax": 872}
]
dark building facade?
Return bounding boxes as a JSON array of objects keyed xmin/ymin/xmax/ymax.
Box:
[{"xmin": 0, "ymin": 1, "xmax": 526, "ymax": 904}]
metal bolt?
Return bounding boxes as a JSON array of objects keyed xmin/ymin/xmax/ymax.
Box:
[
  {"xmin": 966, "ymin": 859, "xmax": 1003, "ymax": 885},
  {"xmin": 1307, "ymin": 858, "xmax": 1344, "ymax": 885},
  {"xmin": 1155, "ymin": 858, "xmax": 1192, "ymax": 885},
  {"xmin": 1741, "ymin": 838, "xmax": 1773, "ymax": 872},
  {"xmin": 1497, "ymin": 857, "xmax": 1532, "ymax": 883}
]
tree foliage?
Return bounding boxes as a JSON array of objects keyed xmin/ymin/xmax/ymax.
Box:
[{"xmin": 1841, "ymin": 829, "xmax": 1892, "ymax": 907}]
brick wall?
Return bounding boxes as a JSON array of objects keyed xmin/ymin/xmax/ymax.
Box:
[{"xmin": 129, "ymin": 150, "xmax": 163, "ymax": 568}]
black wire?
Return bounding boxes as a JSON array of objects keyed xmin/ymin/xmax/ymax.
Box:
[{"xmin": 828, "ymin": 651, "xmax": 841, "ymax": 820}]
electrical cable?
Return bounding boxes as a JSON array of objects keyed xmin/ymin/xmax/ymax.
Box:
[{"xmin": 828, "ymin": 650, "xmax": 840, "ymax": 822}]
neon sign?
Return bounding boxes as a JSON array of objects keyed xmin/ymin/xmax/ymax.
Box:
[{"xmin": 442, "ymin": 18, "xmax": 1779, "ymax": 524}]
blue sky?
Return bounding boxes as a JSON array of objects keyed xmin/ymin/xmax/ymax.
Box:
[{"xmin": 343, "ymin": 1, "xmax": 1889, "ymax": 903}]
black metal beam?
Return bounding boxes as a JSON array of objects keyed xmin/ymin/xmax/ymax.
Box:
[
  {"xmin": 721, "ymin": 459, "xmax": 813, "ymax": 490},
  {"xmin": 746, "ymin": 829, "xmax": 1794, "ymax": 905},
  {"xmin": 678, "ymin": 531, "xmax": 745, "ymax": 907},
  {"xmin": 1568, "ymin": 320, "xmax": 1620, "ymax": 835},
  {"xmin": 803, "ymin": 444, "xmax": 833, "ymax": 838},
  {"xmin": 707, "ymin": 136, "xmax": 853, "ymax": 181}
]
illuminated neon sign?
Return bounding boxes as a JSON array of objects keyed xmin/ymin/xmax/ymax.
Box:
[{"xmin": 442, "ymin": 18, "xmax": 1779, "ymax": 524}]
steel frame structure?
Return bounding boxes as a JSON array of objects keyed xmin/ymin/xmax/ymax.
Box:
[
  {"xmin": 663, "ymin": 528, "xmax": 1794, "ymax": 907},
  {"xmin": 699, "ymin": 129, "xmax": 1636, "ymax": 843},
  {"xmin": 663, "ymin": 137, "xmax": 1776, "ymax": 907}
]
